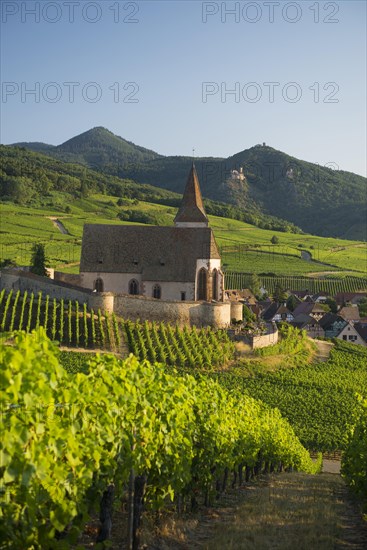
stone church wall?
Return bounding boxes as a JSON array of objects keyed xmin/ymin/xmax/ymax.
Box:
[
  {"xmin": 80, "ymin": 272, "xmax": 197, "ymax": 302},
  {"xmin": 143, "ymin": 281, "xmax": 195, "ymax": 301},
  {"xmin": 54, "ymin": 271, "xmax": 83, "ymax": 287},
  {"xmin": 80, "ymin": 272, "xmax": 142, "ymax": 294},
  {"xmin": 113, "ymin": 294, "xmax": 231, "ymax": 327}
]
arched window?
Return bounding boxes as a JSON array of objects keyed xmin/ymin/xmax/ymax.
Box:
[
  {"xmin": 129, "ymin": 279, "xmax": 139, "ymax": 295},
  {"xmin": 94, "ymin": 278, "xmax": 104, "ymax": 292},
  {"xmin": 197, "ymin": 268, "xmax": 208, "ymax": 301},
  {"xmin": 152, "ymin": 284, "xmax": 161, "ymax": 299},
  {"xmin": 212, "ymin": 269, "xmax": 218, "ymax": 300}
]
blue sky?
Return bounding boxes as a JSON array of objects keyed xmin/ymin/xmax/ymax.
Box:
[{"xmin": 1, "ymin": 0, "xmax": 366, "ymax": 175}]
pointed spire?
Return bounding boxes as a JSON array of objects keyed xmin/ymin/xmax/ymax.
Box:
[{"xmin": 174, "ymin": 163, "xmax": 209, "ymax": 227}]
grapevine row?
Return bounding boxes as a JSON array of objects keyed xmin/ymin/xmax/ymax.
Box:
[
  {"xmin": 341, "ymin": 396, "xmax": 367, "ymax": 512},
  {"xmin": 225, "ymin": 271, "xmax": 367, "ymax": 295},
  {"xmin": 0, "ymin": 289, "xmax": 119, "ymax": 352},
  {"xmin": 0, "ymin": 330, "xmax": 321, "ymax": 549},
  {"xmin": 210, "ymin": 337, "xmax": 367, "ymax": 452},
  {"xmin": 123, "ymin": 319, "xmax": 235, "ymax": 369}
]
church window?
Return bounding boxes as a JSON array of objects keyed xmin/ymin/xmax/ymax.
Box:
[
  {"xmin": 197, "ymin": 268, "xmax": 208, "ymax": 301},
  {"xmin": 129, "ymin": 279, "xmax": 139, "ymax": 295},
  {"xmin": 212, "ymin": 269, "xmax": 218, "ymax": 300},
  {"xmin": 94, "ymin": 278, "xmax": 104, "ymax": 292},
  {"xmin": 181, "ymin": 292, "xmax": 186, "ymax": 301},
  {"xmin": 153, "ymin": 284, "xmax": 161, "ymax": 299}
]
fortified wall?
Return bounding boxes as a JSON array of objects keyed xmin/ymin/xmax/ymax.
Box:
[
  {"xmin": 229, "ymin": 323, "xmax": 278, "ymax": 349},
  {"xmin": 250, "ymin": 324, "xmax": 279, "ymax": 349},
  {"xmin": 0, "ymin": 270, "xmax": 234, "ymax": 329}
]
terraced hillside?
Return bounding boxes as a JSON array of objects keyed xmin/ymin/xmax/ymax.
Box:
[{"xmin": 1, "ymin": 196, "xmax": 366, "ymax": 284}]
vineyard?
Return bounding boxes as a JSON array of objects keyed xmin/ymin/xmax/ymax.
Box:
[
  {"xmin": 211, "ymin": 339, "xmax": 367, "ymax": 452},
  {"xmin": 0, "ymin": 288, "xmax": 120, "ymax": 351},
  {"xmin": 124, "ymin": 319, "xmax": 235, "ymax": 369},
  {"xmin": 225, "ymin": 271, "xmax": 367, "ymax": 295},
  {"xmin": 2, "ymin": 198, "xmax": 366, "ymax": 277},
  {"xmin": 0, "ymin": 330, "xmax": 322, "ymax": 549},
  {"xmin": 0, "ymin": 289, "xmax": 236, "ymax": 369},
  {"xmin": 341, "ymin": 396, "xmax": 367, "ymax": 512}
]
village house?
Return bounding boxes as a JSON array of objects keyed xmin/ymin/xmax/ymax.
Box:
[
  {"xmin": 338, "ymin": 305, "xmax": 360, "ymax": 325},
  {"xmin": 291, "ymin": 314, "xmax": 325, "ymax": 339},
  {"xmin": 355, "ymin": 322, "xmax": 367, "ymax": 344},
  {"xmin": 337, "ymin": 321, "xmax": 367, "ymax": 346},
  {"xmin": 319, "ymin": 313, "xmax": 348, "ymax": 339},
  {"xmin": 225, "ymin": 288, "xmax": 256, "ymax": 305},
  {"xmin": 286, "ymin": 289, "xmax": 311, "ymax": 301},
  {"xmin": 334, "ymin": 292, "xmax": 367, "ymax": 307},
  {"xmin": 292, "ymin": 302, "xmax": 326, "ymax": 322},
  {"xmin": 262, "ymin": 303, "xmax": 294, "ymax": 323},
  {"xmin": 310, "ymin": 292, "xmax": 329, "ymax": 304}
]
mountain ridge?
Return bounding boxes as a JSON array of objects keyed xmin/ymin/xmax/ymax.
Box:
[{"xmin": 9, "ymin": 127, "xmax": 367, "ymax": 240}]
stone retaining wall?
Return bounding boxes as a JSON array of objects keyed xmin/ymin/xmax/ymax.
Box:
[
  {"xmin": 0, "ymin": 270, "xmax": 232, "ymax": 328},
  {"xmin": 251, "ymin": 324, "xmax": 278, "ymax": 349}
]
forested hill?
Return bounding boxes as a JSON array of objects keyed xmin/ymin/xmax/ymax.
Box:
[
  {"xmin": 14, "ymin": 126, "xmax": 162, "ymax": 168},
  {"xmin": 10, "ymin": 127, "xmax": 367, "ymax": 240},
  {"xmin": 0, "ymin": 145, "xmax": 301, "ymax": 233}
]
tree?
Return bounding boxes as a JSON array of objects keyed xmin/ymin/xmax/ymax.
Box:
[
  {"xmin": 80, "ymin": 180, "xmax": 89, "ymax": 198},
  {"xmin": 286, "ymin": 294, "xmax": 299, "ymax": 312},
  {"xmin": 1, "ymin": 176, "xmax": 35, "ymax": 204},
  {"xmin": 243, "ymin": 304, "xmax": 256, "ymax": 323},
  {"xmin": 271, "ymin": 235, "xmax": 279, "ymax": 245},
  {"xmin": 324, "ymin": 298, "xmax": 337, "ymax": 314},
  {"xmin": 30, "ymin": 244, "xmax": 49, "ymax": 277},
  {"xmin": 249, "ymin": 273, "xmax": 261, "ymax": 297},
  {"xmin": 358, "ymin": 297, "xmax": 367, "ymax": 318},
  {"xmin": 0, "ymin": 258, "xmax": 17, "ymax": 269},
  {"xmin": 273, "ymin": 283, "xmax": 287, "ymax": 303},
  {"xmin": 117, "ymin": 197, "xmax": 131, "ymax": 207}
]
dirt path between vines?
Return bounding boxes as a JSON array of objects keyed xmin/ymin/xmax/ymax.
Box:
[
  {"xmin": 46, "ymin": 216, "xmax": 70, "ymax": 235},
  {"xmin": 142, "ymin": 472, "xmax": 367, "ymax": 550},
  {"xmin": 75, "ymin": 469, "xmax": 367, "ymax": 549},
  {"xmin": 313, "ymin": 339, "xmax": 334, "ymax": 362}
]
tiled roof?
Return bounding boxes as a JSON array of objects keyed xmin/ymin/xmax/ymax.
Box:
[
  {"xmin": 80, "ymin": 225, "xmax": 220, "ymax": 281},
  {"xmin": 293, "ymin": 302, "xmax": 326, "ymax": 317},
  {"xmin": 335, "ymin": 292, "xmax": 367, "ymax": 304},
  {"xmin": 287, "ymin": 289, "xmax": 311, "ymax": 298},
  {"xmin": 262, "ymin": 303, "xmax": 293, "ymax": 321},
  {"xmin": 174, "ymin": 163, "xmax": 209, "ymax": 225},
  {"xmin": 292, "ymin": 314, "xmax": 320, "ymax": 329},
  {"xmin": 355, "ymin": 323, "xmax": 367, "ymax": 342},
  {"xmin": 319, "ymin": 313, "xmax": 347, "ymax": 329},
  {"xmin": 339, "ymin": 306, "xmax": 360, "ymax": 322},
  {"xmin": 293, "ymin": 313, "xmax": 316, "ymax": 324}
]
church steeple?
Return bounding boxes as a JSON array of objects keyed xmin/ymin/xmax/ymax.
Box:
[{"xmin": 174, "ymin": 163, "xmax": 209, "ymax": 227}]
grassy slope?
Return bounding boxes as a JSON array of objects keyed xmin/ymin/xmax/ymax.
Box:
[{"xmin": 0, "ymin": 194, "xmax": 366, "ymax": 276}]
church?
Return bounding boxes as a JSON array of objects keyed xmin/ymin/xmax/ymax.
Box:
[{"xmin": 79, "ymin": 164, "xmax": 226, "ymax": 303}]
